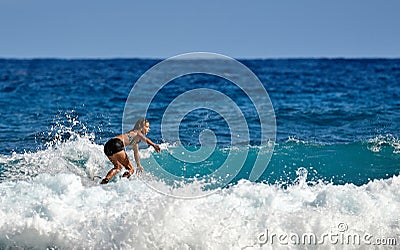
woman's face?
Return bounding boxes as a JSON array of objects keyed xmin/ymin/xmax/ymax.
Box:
[{"xmin": 142, "ymin": 122, "xmax": 150, "ymax": 135}]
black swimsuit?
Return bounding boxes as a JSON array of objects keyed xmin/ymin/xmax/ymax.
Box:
[
  {"xmin": 104, "ymin": 138, "xmax": 124, "ymax": 156},
  {"xmin": 103, "ymin": 132, "xmax": 140, "ymax": 156}
]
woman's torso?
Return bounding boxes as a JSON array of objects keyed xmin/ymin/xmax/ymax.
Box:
[{"xmin": 114, "ymin": 131, "xmax": 141, "ymax": 147}]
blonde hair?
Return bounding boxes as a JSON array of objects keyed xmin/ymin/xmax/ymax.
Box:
[{"xmin": 132, "ymin": 118, "xmax": 149, "ymax": 131}]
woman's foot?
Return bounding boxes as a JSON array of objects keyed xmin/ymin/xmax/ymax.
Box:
[
  {"xmin": 122, "ymin": 171, "xmax": 131, "ymax": 178},
  {"xmin": 100, "ymin": 178, "xmax": 109, "ymax": 184}
]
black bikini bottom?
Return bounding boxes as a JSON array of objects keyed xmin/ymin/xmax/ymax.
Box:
[{"xmin": 104, "ymin": 138, "xmax": 124, "ymax": 156}]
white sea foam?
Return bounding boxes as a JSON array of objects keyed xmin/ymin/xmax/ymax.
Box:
[
  {"xmin": 0, "ymin": 167, "xmax": 399, "ymax": 249},
  {"xmin": 0, "ymin": 135, "xmax": 106, "ymax": 184},
  {"xmin": 1, "ymin": 131, "xmax": 399, "ymax": 248},
  {"xmin": 368, "ymin": 134, "xmax": 400, "ymax": 154}
]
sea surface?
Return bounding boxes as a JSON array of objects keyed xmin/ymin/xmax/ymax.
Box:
[{"xmin": 0, "ymin": 58, "xmax": 399, "ymax": 248}]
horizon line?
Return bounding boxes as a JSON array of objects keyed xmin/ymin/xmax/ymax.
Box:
[{"xmin": 1, "ymin": 55, "xmax": 400, "ymax": 60}]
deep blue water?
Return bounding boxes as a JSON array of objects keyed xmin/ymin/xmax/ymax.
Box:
[{"xmin": 0, "ymin": 58, "xmax": 400, "ymax": 248}]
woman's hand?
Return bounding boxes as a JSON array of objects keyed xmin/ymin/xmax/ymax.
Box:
[
  {"xmin": 136, "ymin": 164, "xmax": 144, "ymax": 175},
  {"xmin": 153, "ymin": 144, "xmax": 161, "ymax": 153}
]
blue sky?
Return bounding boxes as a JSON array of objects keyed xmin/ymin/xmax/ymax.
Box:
[{"xmin": 1, "ymin": 0, "xmax": 399, "ymax": 59}]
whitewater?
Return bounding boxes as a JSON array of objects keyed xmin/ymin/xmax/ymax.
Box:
[{"xmin": 0, "ymin": 132, "xmax": 399, "ymax": 249}]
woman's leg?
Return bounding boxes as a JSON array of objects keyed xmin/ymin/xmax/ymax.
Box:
[
  {"xmin": 102, "ymin": 151, "xmax": 134, "ymax": 181},
  {"xmin": 121, "ymin": 152, "xmax": 135, "ymax": 178},
  {"xmin": 103, "ymin": 151, "xmax": 127, "ymax": 181}
]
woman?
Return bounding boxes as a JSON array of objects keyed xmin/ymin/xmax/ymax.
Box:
[{"xmin": 100, "ymin": 118, "xmax": 161, "ymax": 184}]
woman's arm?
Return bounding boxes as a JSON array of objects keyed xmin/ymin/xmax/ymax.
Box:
[
  {"xmin": 132, "ymin": 143, "xmax": 143, "ymax": 174},
  {"xmin": 137, "ymin": 131, "xmax": 161, "ymax": 152},
  {"xmin": 145, "ymin": 138, "xmax": 161, "ymax": 152}
]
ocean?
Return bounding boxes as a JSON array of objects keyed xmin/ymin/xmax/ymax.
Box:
[{"xmin": 0, "ymin": 57, "xmax": 399, "ymax": 248}]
